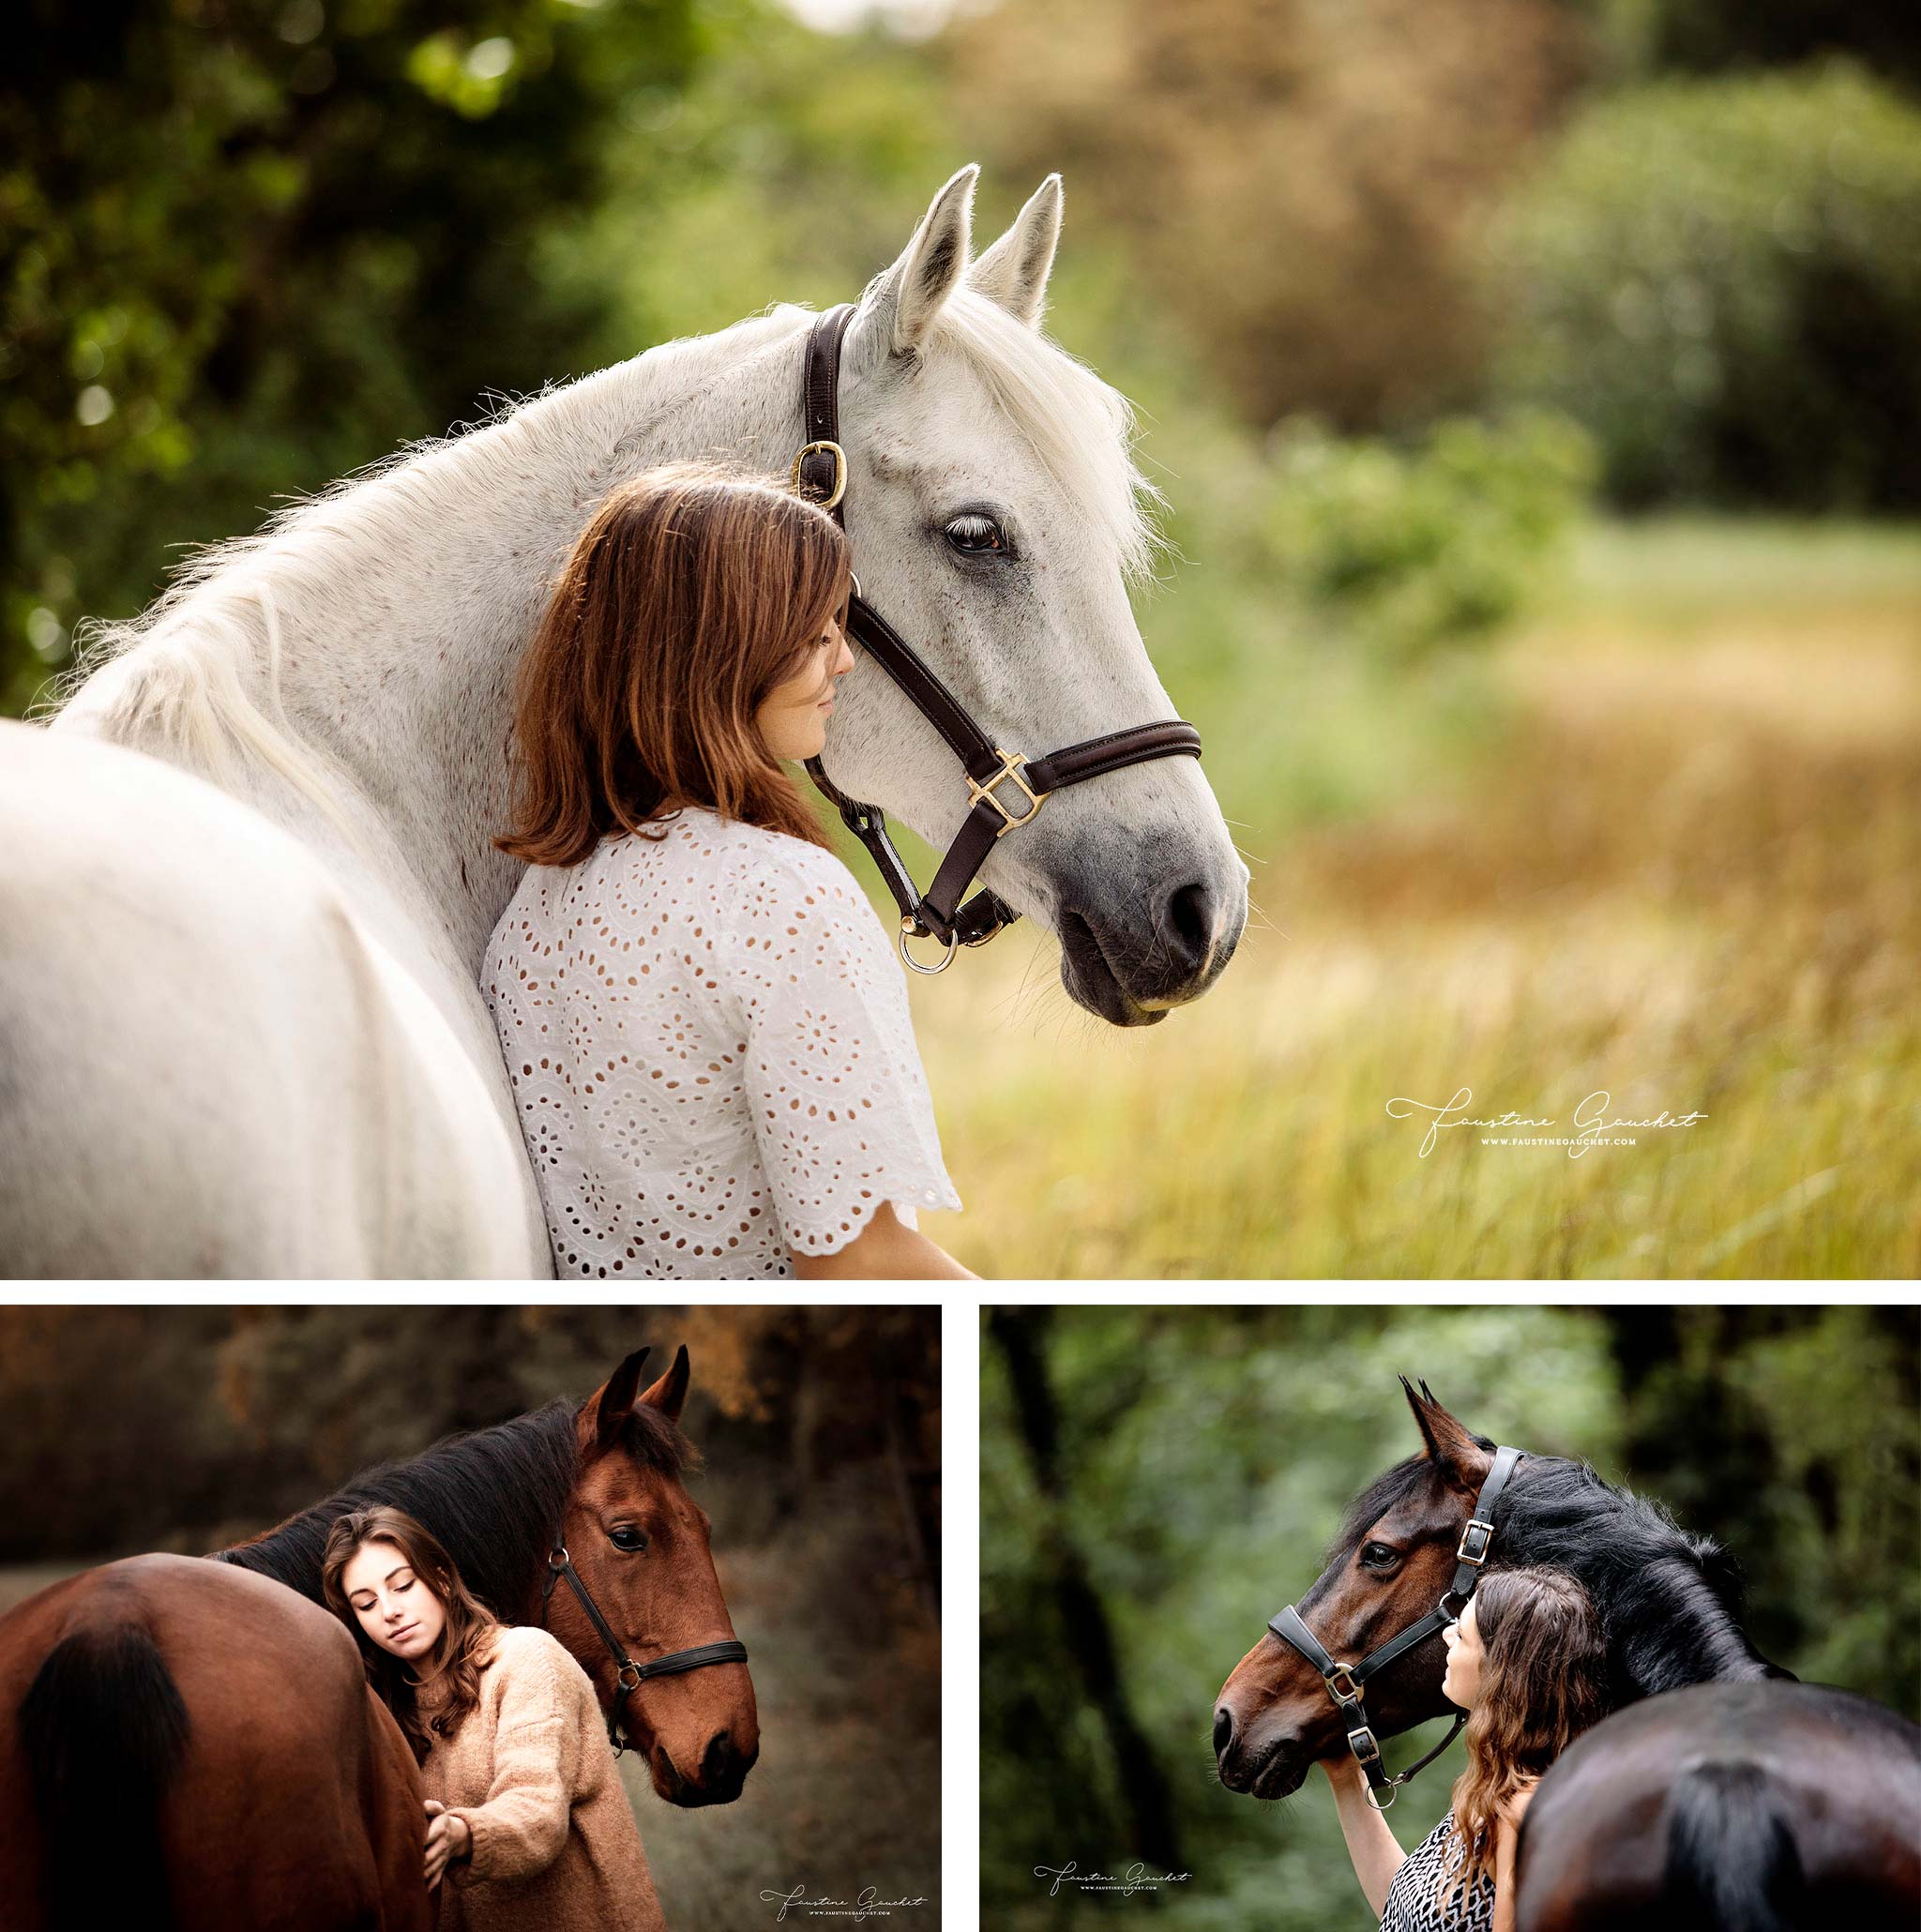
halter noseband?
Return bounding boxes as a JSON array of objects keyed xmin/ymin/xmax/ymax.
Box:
[
  {"xmin": 1265, "ymin": 1444, "xmax": 1525, "ymax": 1808},
  {"xmin": 540, "ymin": 1542, "xmax": 749, "ymax": 1757},
  {"xmin": 792, "ymin": 301, "xmax": 1204, "ymax": 974}
]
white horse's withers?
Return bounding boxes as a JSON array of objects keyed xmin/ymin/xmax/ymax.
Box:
[{"xmin": 1, "ymin": 168, "xmax": 1248, "ymax": 1278}]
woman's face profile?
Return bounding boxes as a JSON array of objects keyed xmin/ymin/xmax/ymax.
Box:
[
  {"xmin": 757, "ymin": 614, "xmax": 855, "ymax": 762},
  {"xmin": 340, "ymin": 1538, "xmax": 448, "ymax": 1665},
  {"xmin": 1441, "ymin": 1594, "xmax": 1485, "ymax": 1710}
]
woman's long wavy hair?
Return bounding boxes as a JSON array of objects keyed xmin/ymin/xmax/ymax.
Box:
[
  {"xmin": 321, "ymin": 1505, "xmax": 502, "ymax": 1765},
  {"xmin": 1442, "ymin": 1565, "xmax": 1610, "ymax": 1904},
  {"xmin": 496, "ymin": 463, "xmax": 852, "ymax": 866}
]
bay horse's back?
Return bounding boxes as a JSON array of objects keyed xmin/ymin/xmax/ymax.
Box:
[
  {"xmin": 1516, "ymin": 1681, "xmax": 1921, "ymax": 1931},
  {"xmin": 0, "ymin": 1553, "xmax": 431, "ymax": 1931},
  {"xmin": 0, "ymin": 717, "xmax": 533, "ymax": 1276}
]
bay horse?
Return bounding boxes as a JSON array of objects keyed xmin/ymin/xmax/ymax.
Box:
[
  {"xmin": 0, "ymin": 164, "xmax": 1248, "ymax": 1277},
  {"xmin": 0, "ymin": 1343, "xmax": 755, "ymax": 1928},
  {"xmin": 1213, "ymin": 1378, "xmax": 1920, "ymax": 1925}
]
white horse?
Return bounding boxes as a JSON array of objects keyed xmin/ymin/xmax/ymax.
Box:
[{"xmin": 0, "ymin": 167, "xmax": 1248, "ymax": 1278}]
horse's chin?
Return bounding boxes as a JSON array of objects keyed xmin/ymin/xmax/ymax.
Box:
[
  {"xmin": 1057, "ymin": 910, "xmax": 1172, "ymax": 1027},
  {"xmin": 1233, "ymin": 1742, "xmax": 1308, "ymax": 1802}
]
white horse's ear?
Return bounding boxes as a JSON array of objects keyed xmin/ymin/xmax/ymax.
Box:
[
  {"xmin": 968, "ymin": 174, "xmax": 1063, "ymax": 327},
  {"xmin": 849, "ymin": 164, "xmax": 978, "ymax": 372}
]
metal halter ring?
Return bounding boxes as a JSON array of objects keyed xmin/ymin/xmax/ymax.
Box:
[
  {"xmin": 616, "ymin": 1660, "xmax": 643, "ymax": 1692},
  {"xmin": 899, "ymin": 918, "xmax": 960, "ymax": 975},
  {"xmin": 1364, "ymin": 1779, "xmax": 1399, "ymax": 1813},
  {"xmin": 792, "ymin": 439, "xmax": 848, "ymax": 510},
  {"xmin": 548, "ymin": 1546, "xmax": 571, "ymax": 1571}
]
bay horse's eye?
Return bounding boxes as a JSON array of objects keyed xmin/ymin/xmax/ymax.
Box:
[
  {"xmin": 1359, "ymin": 1541, "xmax": 1399, "ymax": 1570},
  {"xmin": 609, "ymin": 1526, "xmax": 648, "ymax": 1553},
  {"xmin": 945, "ymin": 513, "xmax": 1007, "ymax": 556}
]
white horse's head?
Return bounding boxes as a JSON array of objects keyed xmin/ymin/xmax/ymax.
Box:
[{"xmin": 811, "ymin": 167, "xmax": 1248, "ymax": 1027}]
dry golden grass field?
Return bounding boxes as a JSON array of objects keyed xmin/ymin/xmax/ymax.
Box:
[{"xmin": 907, "ymin": 520, "xmax": 1921, "ymax": 1278}]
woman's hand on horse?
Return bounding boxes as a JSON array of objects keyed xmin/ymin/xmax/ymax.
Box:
[{"xmin": 423, "ymin": 1800, "xmax": 472, "ymax": 1886}]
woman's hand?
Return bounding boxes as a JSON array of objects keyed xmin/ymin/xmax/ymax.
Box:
[{"xmin": 424, "ymin": 1800, "xmax": 472, "ymax": 1887}]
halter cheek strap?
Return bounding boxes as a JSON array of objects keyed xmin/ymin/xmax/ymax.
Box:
[
  {"xmin": 539, "ymin": 1542, "xmax": 749, "ymax": 1756},
  {"xmin": 1265, "ymin": 1444, "xmax": 1525, "ymax": 1808},
  {"xmin": 793, "ymin": 302, "xmax": 1203, "ymax": 971}
]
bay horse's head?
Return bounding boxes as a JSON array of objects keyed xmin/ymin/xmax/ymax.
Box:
[
  {"xmin": 815, "ymin": 166, "xmax": 1248, "ymax": 1025},
  {"xmin": 559, "ymin": 1345, "xmax": 759, "ymax": 1806},
  {"xmin": 1214, "ymin": 1378, "xmax": 1498, "ymax": 1800}
]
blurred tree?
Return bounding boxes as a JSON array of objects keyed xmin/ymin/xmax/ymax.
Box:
[
  {"xmin": 1, "ymin": 0, "xmax": 710, "ymax": 715},
  {"xmin": 940, "ymin": 0, "xmax": 1591, "ymax": 434},
  {"xmin": 1605, "ymin": 0, "xmax": 1921, "ymax": 88},
  {"xmin": 0, "ymin": 1305, "xmax": 939, "ymax": 1567},
  {"xmin": 1482, "ymin": 62, "xmax": 1921, "ymax": 508}
]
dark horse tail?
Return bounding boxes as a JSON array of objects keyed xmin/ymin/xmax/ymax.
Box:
[
  {"xmin": 1663, "ymin": 1758, "xmax": 1807, "ymax": 1932},
  {"xmin": 19, "ymin": 1623, "xmax": 190, "ymax": 1932}
]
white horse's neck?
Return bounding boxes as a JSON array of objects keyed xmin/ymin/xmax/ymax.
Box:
[{"xmin": 67, "ymin": 308, "xmax": 817, "ymax": 985}]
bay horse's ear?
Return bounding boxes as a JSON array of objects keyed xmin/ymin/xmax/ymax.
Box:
[
  {"xmin": 850, "ymin": 164, "xmax": 977, "ymax": 372},
  {"xmin": 637, "ymin": 1344, "xmax": 691, "ymax": 1424},
  {"xmin": 582, "ymin": 1347, "xmax": 651, "ymax": 1452},
  {"xmin": 968, "ymin": 174, "xmax": 1063, "ymax": 328},
  {"xmin": 1400, "ymin": 1375, "xmax": 1490, "ymax": 1488}
]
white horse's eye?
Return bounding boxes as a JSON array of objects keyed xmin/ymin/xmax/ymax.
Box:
[{"xmin": 945, "ymin": 513, "xmax": 1007, "ymax": 555}]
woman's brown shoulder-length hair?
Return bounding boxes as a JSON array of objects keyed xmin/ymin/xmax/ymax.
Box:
[
  {"xmin": 1443, "ymin": 1564, "xmax": 1610, "ymax": 1903},
  {"xmin": 496, "ymin": 462, "xmax": 852, "ymax": 867},
  {"xmin": 321, "ymin": 1504, "xmax": 502, "ymax": 1765}
]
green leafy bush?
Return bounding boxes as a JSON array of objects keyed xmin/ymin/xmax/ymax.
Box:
[
  {"xmin": 1484, "ymin": 61, "xmax": 1921, "ymax": 509},
  {"xmin": 1253, "ymin": 408, "xmax": 1596, "ymax": 659}
]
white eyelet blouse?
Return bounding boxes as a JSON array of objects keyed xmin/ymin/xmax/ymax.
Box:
[{"xmin": 482, "ymin": 807, "xmax": 961, "ymax": 1279}]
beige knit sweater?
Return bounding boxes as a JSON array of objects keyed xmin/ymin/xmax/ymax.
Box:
[{"xmin": 416, "ymin": 1623, "xmax": 667, "ymax": 1932}]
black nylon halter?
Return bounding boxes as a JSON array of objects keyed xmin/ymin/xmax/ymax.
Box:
[
  {"xmin": 1265, "ymin": 1444, "xmax": 1525, "ymax": 1808},
  {"xmin": 539, "ymin": 1542, "xmax": 749, "ymax": 1757},
  {"xmin": 792, "ymin": 301, "xmax": 1204, "ymax": 974}
]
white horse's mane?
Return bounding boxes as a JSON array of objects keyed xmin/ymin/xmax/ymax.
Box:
[{"xmin": 50, "ymin": 290, "xmax": 1162, "ymax": 832}]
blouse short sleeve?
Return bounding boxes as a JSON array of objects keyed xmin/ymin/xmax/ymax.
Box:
[{"xmin": 720, "ymin": 839, "xmax": 960, "ymax": 1260}]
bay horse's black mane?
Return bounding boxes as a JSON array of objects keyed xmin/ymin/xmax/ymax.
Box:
[
  {"xmin": 213, "ymin": 1397, "xmax": 691, "ymax": 1623},
  {"xmin": 1335, "ymin": 1435, "xmax": 1783, "ymax": 1703}
]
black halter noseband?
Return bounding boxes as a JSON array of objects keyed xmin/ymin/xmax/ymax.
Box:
[
  {"xmin": 1265, "ymin": 1444, "xmax": 1525, "ymax": 1808},
  {"xmin": 540, "ymin": 1541, "xmax": 749, "ymax": 1757},
  {"xmin": 792, "ymin": 301, "xmax": 1204, "ymax": 974}
]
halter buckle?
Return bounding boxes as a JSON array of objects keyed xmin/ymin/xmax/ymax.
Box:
[
  {"xmin": 791, "ymin": 439, "xmax": 848, "ymax": 510},
  {"xmin": 968, "ymin": 750, "xmax": 1047, "ymax": 836},
  {"xmin": 1347, "ymin": 1723, "xmax": 1383, "ymax": 1768},
  {"xmin": 1324, "ymin": 1663, "xmax": 1364, "ymax": 1706},
  {"xmin": 899, "ymin": 917, "xmax": 959, "ymax": 975},
  {"xmin": 1457, "ymin": 1518, "xmax": 1495, "ymax": 1566}
]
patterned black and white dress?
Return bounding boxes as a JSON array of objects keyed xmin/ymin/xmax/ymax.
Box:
[{"xmin": 1381, "ymin": 1814, "xmax": 1494, "ymax": 1932}]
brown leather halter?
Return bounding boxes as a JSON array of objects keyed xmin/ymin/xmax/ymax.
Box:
[{"xmin": 792, "ymin": 302, "xmax": 1204, "ymax": 974}]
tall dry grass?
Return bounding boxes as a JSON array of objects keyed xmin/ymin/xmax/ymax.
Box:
[{"xmin": 908, "ymin": 520, "xmax": 1921, "ymax": 1278}]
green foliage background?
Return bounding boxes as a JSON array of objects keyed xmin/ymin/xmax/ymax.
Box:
[{"xmin": 980, "ymin": 1305, "xmax": 1921, "ymax": 1928}]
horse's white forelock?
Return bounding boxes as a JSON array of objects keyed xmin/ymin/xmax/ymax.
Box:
[{"xmin": 921, "ymin": 286, "xmax": 1165, "ymax": 584}]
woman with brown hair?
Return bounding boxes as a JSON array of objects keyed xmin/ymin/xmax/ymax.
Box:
[
  {"xmin": 1318, "ymin": 1565, "xmax": 1610, "ymax": 1932},
  {"xmin": 321, "ymin": 1505, "xmax": 666, "ymax": 1931},
  {"xmin": 483, "ymin": 463, "xmax": 969, "ymax": 1281}
]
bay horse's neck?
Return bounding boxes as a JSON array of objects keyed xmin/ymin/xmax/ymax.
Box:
[
  {"xmin": 211, "ymin": 1399, "xmax": 582, "ymax": 1626},
  {"xmin": 1501, "ymin": 1458, "xmax": 1782, "ymax": 1703}
]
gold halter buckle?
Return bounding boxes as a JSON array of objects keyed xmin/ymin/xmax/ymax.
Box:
[
  {"xmin": 791, "ymin": 439, "xmax": 848, "ymax": 510},
  {"xmin": 968, "ymin": 749, "xmax": 1047, "ymax": 836}
]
